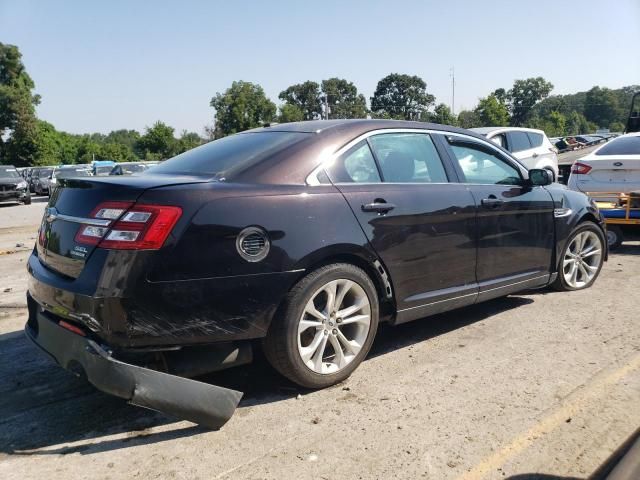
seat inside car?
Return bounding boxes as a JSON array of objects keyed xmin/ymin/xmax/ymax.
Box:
[{"xmin": 382, "ymin": 151, "xmax": 415, "ymax": 182}]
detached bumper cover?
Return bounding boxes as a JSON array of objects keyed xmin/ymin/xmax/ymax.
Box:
[{"xmin": 25, "ymin": 307, "xmax": 243, "ymax": 430}]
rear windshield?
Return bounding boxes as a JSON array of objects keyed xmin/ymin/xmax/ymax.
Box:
[
  {"xmin": 56, "ymin": 168, "xmax": 91, "ymax": 178},
  {"xmin": 122, "ymin": 163, "xmax": 148, "ymax": 174},
  {"xmin": 94, "ymin": 166, "xmax": 113, "ymax": 175},
  {"xmin": 148, "ymin": 132, "xmax": 311, "ymax": 177},
  {"xmin": 595, "ymin": 136, "xmax": 640, "ymax": 156},
  {"xmin": 0, "ymin": 166, "xmax": 20, "ymax": 178}
]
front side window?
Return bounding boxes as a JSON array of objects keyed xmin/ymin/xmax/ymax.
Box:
[
  {"xmin": 326, "ymin": 140, "xmax": 381, "ymax": 183},
  {"xmin": 449, "ymin": 141, "xmax": 522, "ymax": 185},
  {"xmin": 509, "ymin": 131, "xmax": 532, "ymax": 152},
  {"xmin": 368, "ymin": 133, "xmax": 448, "ymax": 183}
]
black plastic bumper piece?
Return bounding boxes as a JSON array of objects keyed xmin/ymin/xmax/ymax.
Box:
[{"xmin": 25, "ymin": 308, "xmax": 243, "ymax": 430}]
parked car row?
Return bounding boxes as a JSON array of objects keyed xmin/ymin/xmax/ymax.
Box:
[
  {"xmin": 15, "ymin": 161, "xmax": 159, "ymax": 198},
  {"xmin": 550, "ymin": 133, "xmax": 617, "ymax": 153}
]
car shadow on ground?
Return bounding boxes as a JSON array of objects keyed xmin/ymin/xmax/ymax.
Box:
[
  {"xmin": 611, "ymin": 243, "xmax": 640, "ymax": 256},
  {"xmin": 0, "ymin": 295, "xmax": 532, "ymax": 456}
]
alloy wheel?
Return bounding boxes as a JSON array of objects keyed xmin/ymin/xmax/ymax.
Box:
[
  {"xmin": 297, "ymin": 279, "xmax": 371, "ymax": 375},
  {"xmin": 562, "ymin": 230, "xmax": 603, "ymax": 288}
]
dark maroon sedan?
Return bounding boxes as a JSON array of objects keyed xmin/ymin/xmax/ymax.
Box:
[{"xmin": 26, "ymin": 120, "xmax": 606, "ymax": 428}]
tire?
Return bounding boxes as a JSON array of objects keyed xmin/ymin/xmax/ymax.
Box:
[
  {"xmin": 263, "ymin": 263, "xmax": 379, "ymax": 389},
  {"xmin": 606, "ymin": 225, "xmax": 623, "ymax": 250},
  {"xmin": 552, "ymin": 221, "xmax": 605, "ymax": 291},
  {"xmin": 23, "ymin": 193, "xmax": 31, "ymax": 205}
]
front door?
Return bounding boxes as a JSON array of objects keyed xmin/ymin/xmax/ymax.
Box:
[
  {"xmin": 325, "ymin": 131, "xmax": 478, "ymax": 323},
  {"xmin": 444, "ymin": 134, "xmax": 555, "ymax": 302}
]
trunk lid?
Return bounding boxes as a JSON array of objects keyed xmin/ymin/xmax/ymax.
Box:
[
  {"xmin": 37, "ymin": 174, "xmax": 208, "ymax": 278},
  {"xmin": 579, "ymin": 156, "xmax": 640, "ymax": 185}
]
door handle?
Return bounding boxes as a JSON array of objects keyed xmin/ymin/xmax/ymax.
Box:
[
  {"xmin": 481, "ymin": 197, "xmax": 504, "ymax": 208},
  {"xmin": 532, "ymin": 152, "xmax": 539, "ymax": 158},
  {"xmin": 362, "ymin": 202, "xmax": 396, "ymax": 213}
]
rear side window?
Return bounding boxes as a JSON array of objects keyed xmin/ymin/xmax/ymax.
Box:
[
  {"xmin": 526, "ymin": 132, "xmax": 544, "ymax": 148},
  {"xmin": 149, "ymin": 131, "xmax": 312, "ymax": 176},
  {"xmin": 595, "ymin": 136, "xmax": 640, "ymax": 156},
  {"xmin": 327, "ymin": 141, "xmax": 381, "ymax": 183},
  {"xmin": 509, "ymin": 132, "xmax": 532, "ymax": 152},
  {"xmin": 369, "ymin": 133, "xmax": 448, "ymax": 183},
  {"xmin": 489, "ymin": 133, "xmax": 507, "ymax": 148}
]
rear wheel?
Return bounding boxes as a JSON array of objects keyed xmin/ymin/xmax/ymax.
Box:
[
  {"xmin": 263, "ymin": 263, "xmax": 379, "ymax": 388},
  {"xmin": 606, "ymin": 225, "xmax": 623, "ymax": 250},
  {"xmin": 552, "ymin": 221, "xmax": 605, "ymax": 291}
]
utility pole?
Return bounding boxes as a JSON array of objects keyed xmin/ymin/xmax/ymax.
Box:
[{"xmin": 450, "ymin": 67, "xmax": 455, "ymax": 114}]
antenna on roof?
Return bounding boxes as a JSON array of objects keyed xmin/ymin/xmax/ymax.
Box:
[{"xmin": 450, "ymin": 67, "xmax": 455, "ymax": 114}]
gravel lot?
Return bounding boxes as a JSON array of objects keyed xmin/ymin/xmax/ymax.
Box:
[{"xmin": 0, "ymin": 198, "xmax": 639, "ymax": 480}]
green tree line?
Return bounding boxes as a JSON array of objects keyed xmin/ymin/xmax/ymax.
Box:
[{"xmin": 1, "ymin": 42, "xmax": 637, "ymax": 167}]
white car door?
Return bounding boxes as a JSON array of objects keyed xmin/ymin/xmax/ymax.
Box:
[{"xmin": 506, "ymin": 131, "xmax": 536, "ymax": 169}]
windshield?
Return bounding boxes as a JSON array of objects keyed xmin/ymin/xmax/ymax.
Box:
[
  {"xmin": 55, "ymin": 168, "xmax": 91, "ymax": 179},
  {"xmin": 122, "ymin": 163, "xmax": 148, "ymax": 174},
  {"xmin": 0, "ymin": 166, "xmax": 20, "ymax": 178},
  {"xmin": 595, "ymin": 136, "xmax": 640, "ymax": 156},
  {"xmin": 38, "ymin": 168, "xmax": 54, "ymax": 177},
  {"xmin": 148, "ymin": 131, "xmax": 311, "ymax": 177},
  {"xmin": 94, "ymin": 166, "xmax": 113, "ymax": 175}
]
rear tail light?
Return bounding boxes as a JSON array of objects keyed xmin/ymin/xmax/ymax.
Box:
[
  {"xmin": 571, "ymin": 162, "xmax": 592, "ymax": 175},
  {"xmin": 74, "ymin": 201, "xmax": 182, "ymax": 250}
]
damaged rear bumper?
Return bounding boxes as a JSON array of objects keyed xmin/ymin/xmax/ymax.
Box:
[{"xmin": 25, "ymin": 300, "xmax": 243, "ymax": 430}]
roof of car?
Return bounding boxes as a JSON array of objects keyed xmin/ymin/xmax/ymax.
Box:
[
  {"xmin": 470, "ymin": 126, "xmax": 546, "ymax": 136},
  {"xmin": 246, "ymin": 119, "xmax": 479, "ymax": 138}
]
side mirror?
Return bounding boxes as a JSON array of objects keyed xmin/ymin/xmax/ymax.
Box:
[{"xmin": 528, "ymin": 168, "xmax": 552, "ymax": 186}]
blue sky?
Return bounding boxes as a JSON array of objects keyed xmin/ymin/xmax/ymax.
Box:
[{"xmin": 1, "ymin": 0, "xmax": 639, "ymax": 135}]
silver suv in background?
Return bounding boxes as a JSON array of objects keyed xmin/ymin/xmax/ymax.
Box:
[{"xmin": 471, "ymin": 127, "xmax": 559, "ymax": 180}]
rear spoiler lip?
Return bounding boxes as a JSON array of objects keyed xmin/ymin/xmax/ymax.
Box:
[{"xmin": 25, "ymin": 302, "xmax": 243, "ymax": 430}]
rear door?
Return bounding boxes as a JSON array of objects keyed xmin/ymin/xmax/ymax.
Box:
[
  {"xmin": 326, "ymin": 130, "xmax": 479, "ymax": 323},
  {"xmin": 526, "ymin": 131, "xmax": 555, "ymax": 166},
  {"xmin": 442, "ymin": 134, "xmax": 555, "ymax": 301},
  {"xmin": 506, "ymin": 131, "xmax": 536, "ymax": 169}
]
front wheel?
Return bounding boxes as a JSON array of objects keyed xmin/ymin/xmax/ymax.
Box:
[
  {"xmin": 552, "ymin": 221, "xmax": 605, "ymax": 291},
  {"xmin": 263, "ymin": 263, "xmax": 379, "ymax": 389}
]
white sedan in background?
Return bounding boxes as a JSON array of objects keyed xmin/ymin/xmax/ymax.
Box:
[{"xmin": 568, "ymin": 132, "xmax": 640, "ymax": 195}]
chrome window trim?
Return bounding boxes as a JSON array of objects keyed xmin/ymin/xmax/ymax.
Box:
[
  {"xmin": 45, "ymin": 208, "xmax": 112, "ymax": 227},
  {"xmin": 305, "ymin": 128, "xmax": 529, "ymax": 186}
]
